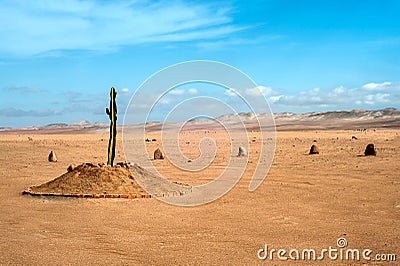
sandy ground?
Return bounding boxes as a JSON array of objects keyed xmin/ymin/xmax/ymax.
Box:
[{"xmin": 0, "ymin": 130, "xmax": 399, "ymax": 265}]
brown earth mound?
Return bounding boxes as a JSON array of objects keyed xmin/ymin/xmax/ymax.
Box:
[
  {"xmin": 364, "ymin": 143, "xmax": 377, "ymax": 156},
  {"xmin": 153, "ymin": 148, "xmax": 164, "ymax": 160},
  {"xmin": 23, "ymin": 162, "xmax": 191, "ymax": 198},
  {"xmin": 48, "ymin": 150, "xmax": 57, "ymax": 162},
  {"xmin": 309, "ymin": 144, "xmax": 319, "ymax": 154}
]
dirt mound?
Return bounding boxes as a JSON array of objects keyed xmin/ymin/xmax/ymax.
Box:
[
  {"xmin": 23, "ymin": 162, "xmax": 191, "ymax": 198},
  {"xmin": 48, "ymin": 150, "xmax": 57, "ymax": 162},
  {"xmin": 364, "ymin": 143, "xmax": 377, "ymax": 156},
  {"xmin": 153, "ymin": 148, "xmax": 164, "ymax": 160},
  {"xmin": 309, "ymin": 144, "xmax": 319, "ymax": 154}
]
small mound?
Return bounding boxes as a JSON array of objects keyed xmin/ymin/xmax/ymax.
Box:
[
  {"xmin": 23, "ymin": 162, "xmax": 191, "ymax": 198},
  {"xmin": 364, "ymin": 143, "xmax": 377, "ymax": 156},
  {"xmin": 237, "ymin": 146, "xmax": 247, "ymax": 157},
  {"xmin": 309, "ymin": 144, "xmax": 319, "ymax": 155},
  {"xmin": 153, "ymin": 148, "xmax": 164, "ymax": 160},
  {"xmin": 48, "ymin": 150, "xmax": 57, "ymax": 162}
]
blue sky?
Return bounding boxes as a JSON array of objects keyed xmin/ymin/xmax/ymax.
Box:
[{"xmin": 0, "ymin": 0, "xmax": 399, "ymax": 127}]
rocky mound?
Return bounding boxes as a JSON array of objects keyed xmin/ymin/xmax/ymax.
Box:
[{"xmin": 23, "ymin": 162, "xmax": 191, "ymax": 198}]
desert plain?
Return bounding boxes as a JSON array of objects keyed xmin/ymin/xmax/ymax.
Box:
[{"xmin": 0, "ymin": 128, "xmax": 399, "ymax": 265}]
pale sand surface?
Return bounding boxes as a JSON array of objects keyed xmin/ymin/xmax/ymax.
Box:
[{"xmin": 0, "ymin": 130, "xmax": 399, "ymax": 265}]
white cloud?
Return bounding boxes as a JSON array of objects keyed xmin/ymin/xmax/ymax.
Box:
[
  {"xmin": 169, "ymin": 89, "xmax": 185, "ymax": 96},
  {"xmin": 363, "ymin": 93, "xmax": 390, "ymax": 105},
  {"xmin": 310, "ymin": 96, "xmax": 322, "ymax": 103},
  {"xmin": 0, "ymin": 1, "xmax": 242, "ymax": 57},
  {"xmin": 168, "ymin": 88, "xmax": 198, "ymax": 96},
  {"xmin": 119, "ymin": 88, "xmax": 130, "ymax": 94},
  {"xmin": 158, "ymin": 97, "xmax": 173, "ymax": 105},
  {"xmin": 331, "ymin": 86, "xmax": 345, "ymax": 95},
  {"xmin": 270, "ymin": 81, "xmax": 400, "ymax": 110},
  {"xmin": 375, "ymin": 93, "xmax": 390, "ymax": 102},
  {"xmin": 245, "ymin": 86, "xmax": 276, "ymax": 97},
  {"xmin": 224, "ymin": 88, "xmax": 237, "ymax": 96},
  {"xmin": 269, "ymin": 95, "xmax": 283, "ymax": 103},
  {"xmin": 187, "ymin": 88, "xmax": 198, "ymax": 95},
  {"xmin": 362, "ymin": 82, "xmax": 392, "ymax": 90}
]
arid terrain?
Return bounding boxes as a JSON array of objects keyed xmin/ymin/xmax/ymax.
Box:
[{"xmin": 0, "ymin": 126, "xmax": 399, "ymax": 264}]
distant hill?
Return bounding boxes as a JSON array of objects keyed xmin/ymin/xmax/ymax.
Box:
[
  {"xmin": 272, "ymin": 108, "xmax": 400, "ymax": 130},
  {"xmin": 0, "ymin": 108, "xmax": 399, "ymax": 134},
  {"xmin": 143, "ymin": 108, "xmax": 400, "ymax": 132},
  {"xmin": 0, "ymin": 120, "xmax": 109, "ymax": 134},
  {"xmin": 272, "ymin": 108, "xmax": 400, "ymax": 122},
  {"xmin": 218, "ymin": 108, "xmax": 400, "ymax": 131}
]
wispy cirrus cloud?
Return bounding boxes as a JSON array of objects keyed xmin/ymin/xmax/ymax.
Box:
[
  {"xmin": 0, "ymin": 108, "xmax": 59, "ymax": 117},
  {"xmin": 0, "ymin": 0, "xmax": 243, "ymax": 57},
  {"xmin": 3, "ymin": 86, "xmax": 47, "ymax": 93},
  {"xmin": 194, "ymin": 35, "xmax": 283, "ymax": 51}
]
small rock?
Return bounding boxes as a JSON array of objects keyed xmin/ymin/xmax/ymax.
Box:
[
  {"xmin": 238, "ymin": 146, "xmax": 247, "ymax": 157},
  {"xmin": 67, "ymin": 164, "xmax": 75, "ymax": 172},
  {"xmin": 116, "ymin": 162, "xmax": 128, "ymax": 168},
  {"xmin": 364, "ymin": 143, "xmax": 377, "ymax": 156},
  {"xmin": 48, "ymin": 151, "xmax": 57, "ymax": 162},
  {"xmin": 352, "ymin": 136, "xmax": 358, "ymax": 140},
  {"xmin": 154, "ymin": 148, "xmax": 164, "ymax": 160}
]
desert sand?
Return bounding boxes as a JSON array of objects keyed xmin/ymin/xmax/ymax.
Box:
[{"xmin": 0, "ymin": 129, "xmax": 399, "ymax": 265}]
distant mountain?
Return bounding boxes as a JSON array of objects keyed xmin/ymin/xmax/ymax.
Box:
[
  {"xmin": 274, "ymin": 108, "xmax": 400, "ymax": 122},
  {"xmin": 213, "ymin": 108, "xmax": 400, "ymax": 123},
  {"xmin": 41, "ymin": 120, "xmax": 108, "ymax": 129},
  {"xmin": 71, "ymin": 120, "xmax": 93, "ymax": 127},
  {"xmin": 43, "ymin": 123, "xmax": 69, "ymax": 129},
  {"xmin": 0, "ymin": 120, "xmax": 108, "ymax": 134},
  {"xmin": 1, "ymin": 108, "xmax": 398, "ymax": 134},
  {"xmin": 200, "ymin": 108, "xmax": 400, "ymax": 131}
]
